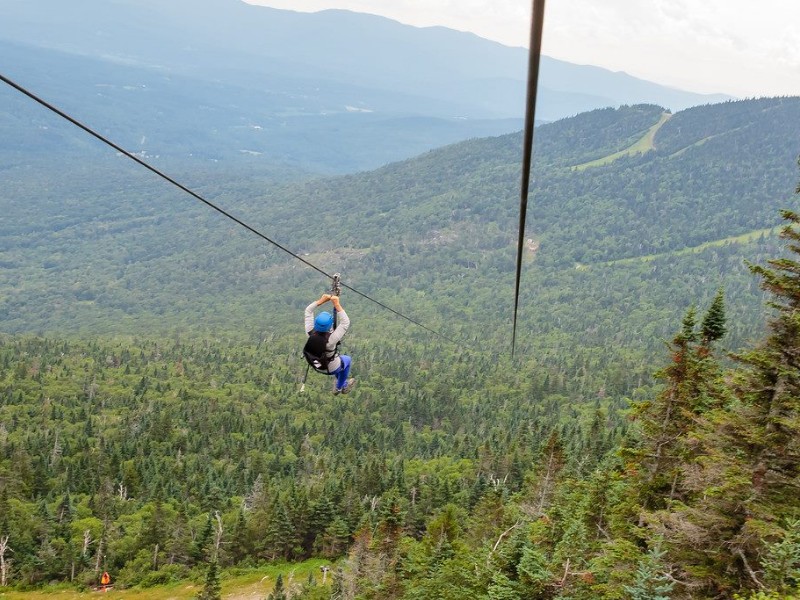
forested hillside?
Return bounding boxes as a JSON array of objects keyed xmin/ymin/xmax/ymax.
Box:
[
  {"xmin": 2, "ymin": 98, "xmax": 799, "ymax": 352},
  {"xmin": 1, "ymin": 98, "xmax": 799, "ymax": 598}
]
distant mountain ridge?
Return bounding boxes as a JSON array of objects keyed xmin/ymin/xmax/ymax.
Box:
[
  {"xmin": 0, "ymin": 0, "xmax": 732, "ymax": 173},
  {"xmin": 0, "ymin": 0, "xmax": 730, "ymax": 119}
]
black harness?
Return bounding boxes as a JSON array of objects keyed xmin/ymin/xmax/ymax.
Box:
[{"xmin": 303, "ymin": 330, "xmax": 338, "ymax": 373}]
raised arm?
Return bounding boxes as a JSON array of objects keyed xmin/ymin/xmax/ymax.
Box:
[{"xmin": 328, "ymin": 296, "xmax": 350, "ymax": 346}]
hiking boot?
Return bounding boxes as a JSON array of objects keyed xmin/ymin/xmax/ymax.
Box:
[
  {"xmin": 332, "ymin": 379, "xmax": 341, "ymax": 395},
  {"xmin": 341, "ymin": 378, "xmax": 356, "ymax": 394}
]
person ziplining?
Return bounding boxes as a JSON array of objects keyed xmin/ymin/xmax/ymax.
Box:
[{"xmin": 303, "ymin": 274, "xmax": 356, "ymax": 394}]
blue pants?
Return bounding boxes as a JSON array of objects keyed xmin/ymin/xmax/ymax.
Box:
[{"xmin": 330, "ymin": 355, "xmax": 351, "ymax": 390}]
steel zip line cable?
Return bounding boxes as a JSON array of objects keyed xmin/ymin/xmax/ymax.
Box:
[
  {"xmin": 512, "ymin": 0, "xmax": 546, "ymax": 358},
  {"xmin": 0, "ymin": 72, "xmax": 454, "ymax": 344}
]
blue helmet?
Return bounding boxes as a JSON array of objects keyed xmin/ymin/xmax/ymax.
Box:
[{"xmin": 314, "ymin": 311, "xmax": 334, "ymax": 332}]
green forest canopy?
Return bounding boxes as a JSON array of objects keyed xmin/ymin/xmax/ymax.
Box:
[{"xmin": 0, "ymin": 98, "xmax": 799, "ymax": 598}]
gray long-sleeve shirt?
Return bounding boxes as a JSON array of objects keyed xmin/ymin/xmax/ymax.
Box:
[{"xmin": 305, "ymin": 301, "xmax": 350, "ymax": 372}]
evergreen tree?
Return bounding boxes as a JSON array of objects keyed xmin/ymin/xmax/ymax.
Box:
[
  {"xmin": 265, "ymin": 498, "xmax": 295, "ymax": 561},
  {"xmin": 191, "ymin": 514, "xmax": 214, "ymax": 565},
  {"xmin": 629, "ymin": 303, "xmax": 728, "ymax": 509},
  {"xmin": 516, "ymin": 544, "xmax": 552, "ymax": 596},
  {"xmin": 55, "ymin": 493, "xmax": 73, "ymax": 540},
  {"xmin": 196, "ymin": 560, "xmax": 221, "ymax": 600},
  {"xmin": 623, "ymin": 544, "xmax": 674, "ymax": 600},
  {"xmin": 229, "ymin": 509, "xmax": 249, "ymax": 564},
  {"xmin": 625, "ymin": 304, "xmax": 733, "ymax": 593},
  {"xmin": 762, "ymin": 519, "xmax": 800, "ymax": 593},
  {"xmin": 287, "ymin": 485, "xmax": 310, "ymax": 558},
  {"xmin": 140, "ymin": 497, "xmax": 166, "ymax": 551},
  {"xmin": 295, "ymin": 573, "xmax": 329, "ymax": 600},
  {"xmin": 719, "ymin": 208, "xmax": 800, "ymax": 585},
  {"xmin": 640, "ymin": 200, "xmax": 800, "ymax": 594},
  {"xmin": 679, "ymin": 305, "xmax": 699, "ymax": 344},
  {"xmin": 321, "ymin": 517, "xmax": 351, "ymax": 559},
  {"xmin": 701, "ymin": 288, "xmax": 727, "ymax": 344},
  {"xmin": 378, "ymin": 488, "xmax": 404, "ymax": 543},
  {"xmin": 268, "ymin": 573, "xmax": 288, "ymax": 600},
  {"xmin": 305, "ymin": 570, "xmax": 316, "ymax": 589},
  {"xmin": 167, "ymin": 503, "xmax": 192, "ymax": 566},
  {"xmin": 308, "ymin": 495, "xmax": 335, "ymax": 554}
]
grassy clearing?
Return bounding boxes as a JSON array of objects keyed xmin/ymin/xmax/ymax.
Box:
[
  {"xmin": 574, "ymin": 225, "xmax": 782, "ymax": 271},
  {"xmin": 669, "ymin": 124, "xmax": 747, "ymax": 159},
  {"xmin": 669, "ymin": 134, "xmax": 716, "ymax": 158},
  {"xmin": 572, "ymin": 112, "xmax": 672, "ymax": 171},
  {"xmin": 0, "ymin": 559, "xmax": 332, "ymax": 600}
]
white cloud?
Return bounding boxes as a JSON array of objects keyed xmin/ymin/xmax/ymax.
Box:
[{"xmin": 544, "ymin": 0, "xmax": 800, "ymax": 96}]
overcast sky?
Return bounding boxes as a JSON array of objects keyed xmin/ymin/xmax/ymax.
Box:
[{"xmin": 244, "ymin": 0, "xmax": 800, "ymax": 98}]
